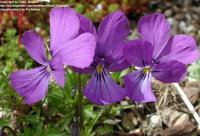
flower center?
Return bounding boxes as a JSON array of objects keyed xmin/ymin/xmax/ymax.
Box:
[
  {"xmin": 46, "ymin": 66, "xmax": 51, "ymax": 72},
  {"xmin": 96, "ymin": 65, "xmax": 103, "ymax": 72},
  {"xmin": 143, "ymin": 67, "xmax": 151, "ymax": 73}
]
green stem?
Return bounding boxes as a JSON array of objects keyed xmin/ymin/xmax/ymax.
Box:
[
  {"xmin": 104, "ymin": 104, "xmax": 113, "ymax": 115},
  {"xmin": 78, "ymin": 73, "xmax": 83, "ymax": 131}
]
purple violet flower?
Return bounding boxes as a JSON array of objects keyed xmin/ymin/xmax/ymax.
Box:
[
  {"xmin": 10, "ymin": 7, "xmax": 96, "ymax": 104},
  {"xmin": 74, "ymin": 11, "xmax": 131, "ymax": 105},
  {"xmin": 123, "ymin": 13, "xmax": 200, "ymax": 103}
]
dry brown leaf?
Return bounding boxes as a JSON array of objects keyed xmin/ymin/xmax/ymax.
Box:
[
  {"xmin": 159, "ymin": 122, "xmax": 196, "ymax": 136},
  {"xmin": 183, "ymin": 81, "xmax": 200, "ymax": 104},
  {"xmin": 161, "ymin": 108, "xmax": 190, "ymax": 128}
]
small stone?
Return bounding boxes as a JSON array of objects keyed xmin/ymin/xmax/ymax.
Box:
[
  {"xmin": 183, "ymin": 0, "xmax": 192, "ymax": 6},
  {"xmin": 150, "ymin": 114, "xmax": 161, "ymax": 124},
  {"xmin": 185, "ymin": 13, "xmax": 192, "ymax": 21},
  {"xmin": 192, "ymin": 7, "xmax": 200, "ymax": 13},
  {"xmin": 168, "ymin": 18, "xmax": 178, "ymax": 35},
  {"xmin": 35, "ymin": 27, "xmax": 41, "ymax": 33},
  {"xmin": 156, "ymin": 9, "xmax": 162, "ymax": 13},
  {"xmin": 122, "ymin": 112, "xmax": 138, "ymax": 131},
  {"xmin": 164, "ymin": 9, "xmax": 173, "ymax": 17},
  {"xmin": 120, "ymin": 100, "xmax": 129, "ymax": 106},
  {"xmin": 167, "ymin": 17, "xmax": 176, "ymax": 25},
  {"xmin": 186, "ymin": 25, "xmax": 195, "ymax": 33},
  {"xmin": 165, "ymin": 1, "xmax": 172, "ymax": 8},
  {"xmin": 162, "ymin": 108, "xmax": 190, "ymax": 128},
  {"xmin": 94, "ymin": 3, "xmax": 103, "ymax": 12},
  {"xmin": 172, "ymin": 5, "xmax": 180, "ymax": 12},
  {"xmin": 191, "ymin": 14, "xmax": 199, "ymax": 20},
  {"xmin": 175, "ymin": 14, "xmax": 184, "ymax": 20},
  {"xmin": 197, "ymin": 30, "xmax": 200, "ymax": 38},
  {"xmin": 179, "ymin": 21, "xmax": 187, "ymax": 33}
]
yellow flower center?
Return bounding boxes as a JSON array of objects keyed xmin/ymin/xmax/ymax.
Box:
[
  {"xmin": 143, "ymin": 67, "xmax": 151, "ymax": 73},
  {"xmin": 96, "ymin": 66, "xmax": 103, "ymax": 72},
  {"xmin": 46, "ymin": 66, "xmax": 51, "ymax": 72}
]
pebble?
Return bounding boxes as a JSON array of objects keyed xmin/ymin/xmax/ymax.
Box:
[
  {"xmin": 197, "ymin": 30, "xmax": 200, "ymax": 39},
  {"xmin": 164, "ymin": 9, "xmax": 173, "ymax": 17},
  {"xmin": 186, "ymin": 25, "xmax": 195, "ymax": 33},
  {"xmin": 122, "ymin": 112, "xmax": 138, "ymax": 131},
  {"xmin": 191, "ymin": 14, "xmax": 199, "ymax": 20},
  {"xmin": 120, "ymin": 100, "xmax": 129, "ymax": 106},
  {"xmin": 168, "ymin": 18, "xmax": 178, "ymax": 35},
  {"xmin": 150, "ymin": 114, "xmax": 161, "ymax": 124},
  {"xmin": 162, "ymin": 108, "xmax": 190, "ymax": 128},
  {"xmin": 167, "ymin": 17, "xmax": 176, "ymax": 25},
  {"xmin": 150, "ymin": 0, "xmax": 200, "ymax": 46},
  {"xmin": 179, "ymin": 21, "xmax": 187, "ymax": 33},
  {"xmin": 185, "ymin": 13, "xmax": 192, "ymax": 21},
  {"xmin": 175, "ymin": 14, "xmax": 184, "ymax": 20}
]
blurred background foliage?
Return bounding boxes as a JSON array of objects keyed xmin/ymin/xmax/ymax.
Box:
[{"xmin": 0, "ymin": 0, "xmax": 200, "ymax": 135}]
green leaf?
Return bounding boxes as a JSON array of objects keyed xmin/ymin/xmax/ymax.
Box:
[
  {"xmin": 39, "ymin": 128, "xmax": 65, "ymax": 136},
  {"xmin": 33, "ymin": 122, "xmax": 43, "ymax": 136},
  {"xmin": 95, "ymin": 124, "xmax": 113, "ymax": 135},
  {"xmin": 111, "ymin": 104, "xmax": 135, "ymax": 113},
  {"xmin": 75, "ymin": 3, "xmax": 85, "ymax": 14},
  {"xmin": 4, "ymin": 28, "xmax": 17, "ymax": 38},
  {"xmin": 0, "ymin": 120, "xmax": 10, "ymax": 128},
  {"xmin": 83, "ymin": 105, "xmax": 96, "ymax": 119},
  {"xmin": 82, "ymin": 110, "xmax": 103, "ymax": 136},
  {"xmin": 188, "ymin": 60, "xmax": 200, "ymax": 81},
  {"xmin": 24, "ymin": 108, "xmax": 41, "ymax": 124},
  {"xmin": 108, "ymin": 4, "xmax": 120, "ymax": 13},
  {"xmin": 17, "ymin": 127, "xmax": 32, "ymax": 136}
]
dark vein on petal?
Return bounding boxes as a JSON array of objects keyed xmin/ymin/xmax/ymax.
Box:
[{"xmin": 101, "ymin": 70, "xmax": 112, "ymax": 103}]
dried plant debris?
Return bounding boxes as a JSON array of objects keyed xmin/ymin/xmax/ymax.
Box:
[
  {"xmin": 183, "ymin": 81, "xmax": 200, "ymax": 104},
  {"xmin": 161, "ymin": 108, "xmax": 190, "ymax": 128},
  {"xmin": 121, "ymin": 111, "xmax": 138, "ymax": 131},
  {"xmin": 119, "ymin": 79, "xmax": 199, "ymax": 136},
  {"xmin": 152, "ymin": 79, "xmax": 183, "ymax": 109},
  {"xmin": 159, "ymin": 122, "xmax": 197, "ymax": 136}
]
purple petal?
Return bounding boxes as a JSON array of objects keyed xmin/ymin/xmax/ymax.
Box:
[
  {"xmin": 78, "ymin": 14, "xmax": 98, "ymax": 39},
  {"xmin": 10, "ymin": 66, "xmax": 50, "ymax": 104},
  {"xmin": 106, "ymin": 57, "xmax": 130, "ymax": 72},
  {"xmin": 156, "ymin": 35, "xmax": 200, "ymax": 64},
  {"xmin": 49, "ymin": 56, "xmax": 65, "ymax": 87},
  {"xmin": 124, "ymin": 70, "xmax": 156, "ymax": 103},
  {"xmin": 97, "ymin": 11, "xmax": 130, "ymax": 57},
  {"xmin": 102, "ymin": 55, "xmax": 130, "ymax": 72},
  {"xmin": 58, "ymin": 33, "xmax": 96, "ymax": 68},
  {"xmin": 72, "ymin": 67, "xmax": 94, "ymax": 74},
  {"xmin": 123, "ymin": 40, "xmax": 153, "ymax": 67},
  {"xmin": 138, "ymin": 13, "xmax": 170, "ymax": 59},
  {"xmin": 84, "ymin": 70, "xmax": 126, "ymax": 105},
  {"xmin": 21, "ymin": 31, "xmax": 47, "ymax": 64},
  {"xmin": 72, "ymin": 57, "xmax": 101, "ymax": 74},
  {"xmin": 105, "ymin": 42, "xmax": 131, "ymax": 72},
  {"xmin": 24, "ymin": 74, "xmax": 49, "ymax": 104},
  {"xmin": 50, "ymin": 7, "xmax": 80, "ymax": 56},
  {"xmin": 152, "ymin": 60, "xmax": 186, "ymax": 83}
]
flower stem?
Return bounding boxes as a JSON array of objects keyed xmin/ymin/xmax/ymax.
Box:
[
  {"xmin": 78, "ymin": 73, "xmax": 83, "ymax": 131},
  {"xmin": 104, "ymin": 104, "xmax": 113, "ymax": 115}
]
